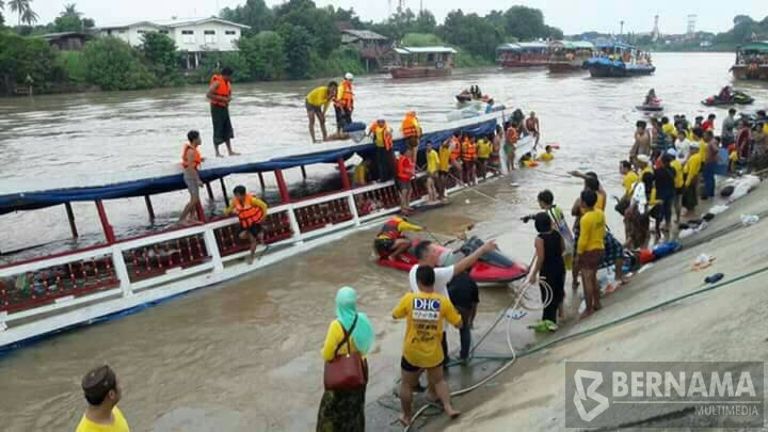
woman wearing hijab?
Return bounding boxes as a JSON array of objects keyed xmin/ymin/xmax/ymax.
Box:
[{"xmin": 317, "ymin": 287, "xmax": 375, "ymax": 432}]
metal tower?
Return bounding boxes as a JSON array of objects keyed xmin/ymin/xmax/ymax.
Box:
[
  {"xmin": 652, "ymin": 15, "xmax": 661, "ymax": 41},
  {"xmin": 687, "ymin": 14, "xmax": 697, "ymax": 36}
]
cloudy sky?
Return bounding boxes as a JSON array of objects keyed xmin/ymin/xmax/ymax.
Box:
[{"xmin": 20, "ymin": 0, "xmax": 767, "ymax": 34}]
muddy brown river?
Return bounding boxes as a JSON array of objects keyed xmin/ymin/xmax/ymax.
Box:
[{"xmin": 0, "ymin": 53, "xmax": 765, "ymax": 431}]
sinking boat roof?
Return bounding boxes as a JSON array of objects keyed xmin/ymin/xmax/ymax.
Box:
[
  {"xmin": 394, "ymin": 46, "xmax": 457, "ymax": 55},
  {"xmin": 0, "ymin": 115, "xmax": 499, "ymax": 214}
]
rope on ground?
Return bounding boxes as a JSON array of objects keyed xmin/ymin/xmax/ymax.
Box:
[{"xmin": 404, "ymin": 261, "xmax": 768, "ymax": 431}]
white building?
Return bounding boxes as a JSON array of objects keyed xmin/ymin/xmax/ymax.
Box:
[{"xmin": 97, "ymin": 17, "xmax": 250, "ymax": 68}]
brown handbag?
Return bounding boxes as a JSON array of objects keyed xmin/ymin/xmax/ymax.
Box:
[{"xmin": 323, "ymin": 314, "xmax": 366, "ymax": 391}]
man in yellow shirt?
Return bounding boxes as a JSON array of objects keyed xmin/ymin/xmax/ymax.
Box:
[
  {"xmin": 477, "ymin": 136, "xmax": 492, "ymax": 179},
  {"xmin": 437, "ymin": 139, "xmax": 452, "ymax": 200},
  {"xmin": 669, "ymin": 149, "xmax": 685, "ymax": 223},
  {"xmin": 619, "ymin": 160, "xmax": 639, "ymax": 198},
  {"xmin": 305, "ymin": 81, "xmax": 338, "ymax": 143},
  {"xmin": 393, "ymin": 266, "xmax": 462, "ymax": 426},
  {"xmin": 577, "ymin": 190, "xmax": 605, "ymax": 318},
  {"xmin": 425, "ymin": 141, "xmax": 440, "ymax": 203},
  {"xmin": 661, "ymin": 116, "xmax": 678, "ymax": 141},
  {"xmin": 682, "ymin": 143, "xmax": 702, "ymax": 214},
  {"xmin": 224, "ymin": 185, "xmax": 269, "ymax": 264},
  {"xmin": 353, "ymin": 159, "xmax": 371, "ymax": 186},
  {"xmin": 76, "ymin": 365, "xmax": 130, "ymax": 432},
  {"xmin": 374, "ymin": 216, "xmax": 422, "ymax": 260}
]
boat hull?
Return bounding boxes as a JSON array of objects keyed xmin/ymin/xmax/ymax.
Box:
[
  {"xmin": 587, "ymin": 65, "xmax": 655, "ymax": 78},
  {"xmin": 390, "ymin": 67, "xmax": 452, "ymax": 79},
  {"xmin": 548, "ymin": 61, "xmax": 585, "ymax": 73},
  {"xmin": 499, "ymin": 60, "xmax": 548, "ymax": 68},
  {"xmin": 731, "ymin": 64, "xmax": 768, "ymax": 81}
]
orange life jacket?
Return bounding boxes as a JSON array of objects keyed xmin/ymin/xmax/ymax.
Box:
[
  {"xmin": 401, "ymin": 114, "xmax": 421, "ymax": 138},
  {"xmin": 338, "ymin": 79, "xmax": 354, "ymax": 110},
  {"xmin": 505, "ymin": 127, "xmax": 519, "ymax": 144},
  {"xmin": 233, "ymin": 193, "xmax": 265, "ymax": 228},
  {"xmin": 397, "ymin": 155, "xmax": 414, "ymax": 181},
  {"xmin": 181, "ymin": 143, "xmax": 202, "ymax": 170},
  {"xmin": 378, "ymin": 217, "xmax": 403, "ymax": 240},
  {"xmin": 370, "ymin": 122, "xmax": 393, "ymax": 150},
  {"xmin": 462, "ymin": 139, "xmax": 477, "ymax": 161},
  {"xmin": 209, "ymin": 74, "xmax": 231, "ymax": 107},
  {"xmin": 450, "ymin": 137, "xmax": 461, "ymax": 161}
]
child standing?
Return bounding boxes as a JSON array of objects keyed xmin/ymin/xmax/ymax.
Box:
[{"xmin": 531, "ymin": 212, "xmax": 565, "ymax": 331}]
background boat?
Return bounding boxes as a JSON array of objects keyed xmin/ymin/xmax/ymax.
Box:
[
  {"xmin": 496, "ymin": 42, "xmax": 550, "ymax": 68},
  {"xmin": 387, "ymin": 46, "xmax": 456, "ymax": 79},
  {"xmin": 548, "ymin": 40, "xmax": 595, "ymax": 73},
  {"xmin": 731, "ymin": 41, "xmax": 768, "ymax": 81}
]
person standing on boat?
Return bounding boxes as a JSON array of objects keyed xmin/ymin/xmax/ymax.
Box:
[
  {"xmin": 76, "ymin": 365, "xmax": 130, "ymax": 432},
  {"xmin": 305, "ymin": 81, "xmax": 339, "ymax": 143},
  {"xmin": 525, "ymin": 112, "xmax": 541, "ymax": 146},
  {"xmin": 396, "ymin": 149, "xmax": 416, "ymax": 214},
  {"xmin": 629, "ymin": 120, "xmax": 651, "ymax": 164},
  {"xmin": 425, "ymin": 141, "xmax": 440, "ymax": 204},
  {"xmin": 368, "ymin": 118, "xmax": 394, "ymax": 181},
  {"xmin": 401, "ymin": 111, "xmax": 422, "ymax": 150},
  {"xmin": 179, "ymin": 130, "xmax": 204, "ymax": 225},
  {"xmin": 334, "ymin": 73, "xmax": 355, "ymax": 134},
  {"xmin": 207, "ymin": 67, "xmax": 239, "ymax": 158},
  {"xmin": 461, "ymin": 134, "xmax": 478, "ymax": 185},
  {"xmin": 224, "ymin": 185, "xmax": 268, "ymax": 264}
]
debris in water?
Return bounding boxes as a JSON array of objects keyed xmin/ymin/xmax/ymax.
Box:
[
  {"xmin": 704, "ymin": 273, "xmax": 724, "ymax": 284},
  {"xmin": 465, "ymin": 199, "xmax": 471, "ymax": 204},
  {"xmin": 740, "ymin": 214, "xmax": 759, "ymax": 226}
]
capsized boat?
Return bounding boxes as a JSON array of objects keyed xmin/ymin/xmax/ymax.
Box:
[{"xmin": 377, "ymin": 236, "xmax": 528, "ymax": 284}]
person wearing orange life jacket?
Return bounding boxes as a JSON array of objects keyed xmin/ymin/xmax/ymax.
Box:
[
  {"xmin": 373, "ymin": 216, "xmax": 422, "ymax": 261},
  {"xmin": 368, "ymin": 118, "xmax": 395, "ymax": 181},
  {"xmin": 401, "ymin": 111, "xmax": 422, "ymax": 150},
  {"xmin": 225, "ymin": 185, "xmax": 269, "ymax": 264},
  {"xmin": 448, "ymin": 132, "xmax": 464, "ymax": 180},
  {"xmin": 334, "ymin": 73, "xmax": 355, "ymax": 134},
  {"xmin": 461, "ymin": 134, "xmax": 478, "ymax": 185},
  {"xmin": 206, "ymin": 67, "xmax": 239, "ymax": 158},
  {"xmin": 396, "ymin": 148, "xmax": 416, "ymax": 215},
  {"xmin": 179, "ymin": 130, "xmax": 204, "ymax": 225}
]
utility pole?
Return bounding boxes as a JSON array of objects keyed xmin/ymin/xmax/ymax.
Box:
[{"xmin": 620, "ymin": 20, "xmax": 624, "ymax": 36}]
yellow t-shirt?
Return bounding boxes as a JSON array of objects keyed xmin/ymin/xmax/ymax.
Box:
[
  {"xmin": 306, "ymin": 86, "xmax": 331, "ymax": 109},
  {"xmin": 671, "ymin": 159, "xmax": 684, "ymax": 189},
  {"xmin": 392, "ymin": 291, "xmax": 462, "ymax": 368},
  {"xmin": 353, "ymin": 164, "xmax": 368, "ymax": 185},
  {"xmin": 762, "ymin": 123, "xmax": 768, "ymax": 136},
  {"xmin": 622, "ymin": 171, "xmax": 639, "ymax": 197},
  {"xmin": 76, "ymin": 407, "xmax": 130, "ymax": 432},
  {"xmin": 597, "ymin": 191, "xmax": 606, "ymax": 212},
  {"xmin": 684, "ymin": 152, "xmax": 703, "ymax": 187},
  {"xmin": 376, "ymin": 219, "xmax": 422, "ymax": 240},
  {"xmin": 577, "ymin": 209, "xmax": 606, "ymax": 254},
  {"xmin": 426, "ymin": 149, "xmax": 439, "ymax": 174},
  {"xmin": 538, "ymin": 152, "xmax": 554, "ymax": 161},
  {"xmin": 729, "ymin": 151, "xmax": 738, "ymax": 162},
  {"xmin": 698, "ymin": 139, "xmax": 709, "ymax": 161},
  {"xmin": 662, "ymin": 123, "xmax": 678, "ymax": 140},
  {"xmin": 321, "ymin": 320, "xmax": 360, "ymax": 361},
  {"xmin": 438, "ymin": 147, "xmax": 451, "ymax": 172},
  {"xmin": 477, "ymin": 139, "xmax": 492, "ymax": 159}
]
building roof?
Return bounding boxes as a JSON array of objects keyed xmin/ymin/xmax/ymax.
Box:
[
  {"xmin": 395, "ymin": 46, "xmax": 457, "ymax": 55},
  {"xmin": 39, "ymin": 32, "xmax": 92, "ymax": 40},
  {"xmin": 97, "ymin": 17, "xmax": 250, "ymax": 31},
  {"xmin": 341, "ymin": 29, "xmax": 388, "ymax": 41}
]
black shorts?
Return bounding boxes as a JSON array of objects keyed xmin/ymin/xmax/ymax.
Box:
[
  {"xmin": 374, "ymin": 238, "xmax": 394, "ymax": 255},
  {"xmin": 305, "ymin": 100, "xmax": 322, "ymax": 116},
  {"xmin": 397, "ymin": 179, "xmax": 412, "ymax": 191},
  {"xmin": 242, "ymin": 223, "xmax": 263, "ymax": 237},
  {"xmin": 401, "ymin": 356, "xmax": 441, "ymax": 372}
]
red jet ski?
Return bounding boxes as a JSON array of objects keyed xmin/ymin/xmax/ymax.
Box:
[{"xmin": 377, "ymin": 236, "xmax": 528, "ymax": 284}]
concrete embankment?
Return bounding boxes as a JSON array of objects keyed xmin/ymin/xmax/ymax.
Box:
[{"xmin": 421, "ymin": 182, "xmax": 768, "ymax": 431}]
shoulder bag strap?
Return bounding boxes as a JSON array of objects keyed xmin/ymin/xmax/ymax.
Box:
[{"xmin": 333, "ymin": 314, "xmax": 359, "ymax": 358}]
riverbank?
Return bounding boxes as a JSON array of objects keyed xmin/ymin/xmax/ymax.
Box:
[{"xmin": 420, "ymin": 179, "xmax": 768, "ymax": 431}]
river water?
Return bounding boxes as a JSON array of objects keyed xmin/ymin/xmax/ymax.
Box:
[{"xmin": 0, "ymin": 52, "xmax": 765, "ymax": 431}]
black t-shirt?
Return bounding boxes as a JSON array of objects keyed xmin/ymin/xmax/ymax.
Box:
[
  {"xmin": 447, "ymin": 272, "xmax": 479, "ymax": 309},
  {"xmin": 654, "ymin": 166, "xmax": 676, "ymax": 196}
]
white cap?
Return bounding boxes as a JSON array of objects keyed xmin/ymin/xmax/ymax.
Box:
[
  {"xmin": 637, "ymin": 154, "xmax": 650, "ymax": 164},
  {"xmin": 345, "ymin": 72, "xmax": 354, "ymax": 80},
  {"xmin": 666, "ymin": 148, "xmax": 677, "ymax": 157}
]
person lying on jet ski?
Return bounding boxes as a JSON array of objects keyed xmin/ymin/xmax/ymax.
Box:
[
  {"xmin": 644, "ymin": 88, "xmax": 658, "ymax": 106},
  {"xmin": 374, "ymin": 216, "xmax": 423, "ymax": 261}
]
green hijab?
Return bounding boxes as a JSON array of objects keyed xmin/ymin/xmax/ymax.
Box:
[{"xmin": 335, "ymin": 286, "xmax": 375, "ymax": 355}]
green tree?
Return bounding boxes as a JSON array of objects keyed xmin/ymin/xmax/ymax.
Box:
[
  {"xmin": 8, "ymin": 0, "xmax": 29, "ymax": 26},
  {"xmin": 503, "ymin": 6, "xmax": 546, "ymax": 41},
  {"xmin": 220, "ymin": 0, "xmax": 273, "ymax": 36},
  {"xmin": 54, "ymin": 3, "xmax": 90, "ymax": 32},
  {"xmin": 238, "ymin": 31, "xmax": 286, "ymax": 80},
  {"xmin": 274, "ymin": 0, "xmax": 339, "ymax": 56},
  {"xmin": 440, "ymin": 10, "xmax": 502, "ymax": 60},
  {"xmin": 81, "ymin": 37, "xmax": 156, "ymax": 90},
  {"xmin": 194, "ymin": 52, "xmax": 249, "ymax": 83},
  {"xmin": 0, "ymin": 31, "xmax": 59, "ymax": 94},
  {"xmin": 278, "ymin": 23, "xmax": 312, "ymax": 79},
  {"xmin": 140, "ymin": 32, "xmax": 180, "ymax": 85},
  {"xmin": 414, "ymin": 10, "xmax": 436, "ymax": 34},
  {"xmin": 19, "ymin": 5, "xmax": 36, "ymax": 25}
]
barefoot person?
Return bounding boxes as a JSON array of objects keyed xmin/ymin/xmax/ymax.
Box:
[
  {"xmin": 373, "ymin": 216, "xmax": 422, "ymax": 261},
  {"xmin": 525, "ymin": 111, "xmax": 541, "ymax": 145},
  {"xmin": 179, "ymin": 130, "xmax": 204, "ymax": 225},
  {"xmin": 393, "ymin": 266, "xmax": 462, "ymax": 426},
  {"xmin": 224, "ymin": 185, "xmax": 268, "ymax": 264},
  {"xmin": 207, "ymin": 67, "xmax": 238, "ymax": 157},
  {"xmin": 396, "ymin": 149, "xmax": 416, "ymax": 214},
  {"xmin": 76, "ymin": 365, "xmax": 130, "ymax": 432},
  {"xmin": 305, "ymin": 81, "xmax": 338, "ymax": 143},
  {"xmin": 425, "ymin": 141, "xmax": 440, "ymax": 203},
  {"xmin": 577, "ymin": 190, "xmax": 605, "ymax": 318}
]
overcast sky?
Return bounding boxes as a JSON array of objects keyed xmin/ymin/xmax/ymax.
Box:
[{"xmin": 21, "ymin": 0, "xmax": 766, "ymax": 34}]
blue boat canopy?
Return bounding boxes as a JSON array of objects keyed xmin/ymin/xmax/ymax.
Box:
[
  {"xmin": 594, "ymin": 41, "xmax": 636, "ymax": 50},
  {"xmin": 0, "ymin": 118, "xmax": 499, "ymax": 215}
]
